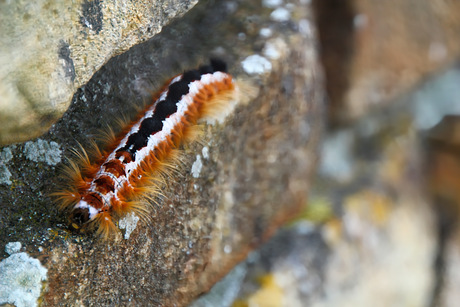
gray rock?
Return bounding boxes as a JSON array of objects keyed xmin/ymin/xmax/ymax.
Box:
[
  {"xmin": 0, "ymin": 0, "xmax": 323, "ymax": 305},
  {"xmin": 0, "ymin": 0, "xmax": 197, "ymax": 145}
]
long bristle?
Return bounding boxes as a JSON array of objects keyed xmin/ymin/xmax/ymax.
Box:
[
  {"xmin": 95, "ymin": 212, "xmax": 119, "ymax": 240},
  {"xmin": 51, "ymin": 147, "xmax": 89, "ymax": 211},
  {"xmin": 51, "ymin": 189, "xmax": 81, "ymax": 211}
]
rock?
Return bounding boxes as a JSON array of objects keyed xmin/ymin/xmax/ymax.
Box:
[
  {"xmin": 426, "ymin": 114, "xmax": 460, "ymax": 306},
  {"xmin": 0, "ymin": 0, "xmax": 324, "ymax": 305},
  {"xmin": 0, "ymin": 252, "xmax": 48, "ymax": 307},
  {"xmin": 213, "ymin": 66, "xmax": 449, "ymax": 307},
  {"xmin": 0, "ymin": 0, "xmax": 197, "ymax": 145},
  {"xmin": 313, "ymin": 0, "xmax": 460, "ymax": 125}
]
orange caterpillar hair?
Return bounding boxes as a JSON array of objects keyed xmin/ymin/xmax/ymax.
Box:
[{"xmin": 54, "ymin": 59, "xmax": 240, "ymax": 239}]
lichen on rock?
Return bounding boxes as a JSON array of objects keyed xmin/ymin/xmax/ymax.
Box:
[
  {"xmin": 0, "ymin": 0, "xmax": 198, "ymax": 145},
  {"xmin": 0, "ymin": 252, "xmax": 48, "ymax": 307}
]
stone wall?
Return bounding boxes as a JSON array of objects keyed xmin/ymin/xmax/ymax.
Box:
[{"xmin": 1, "ymin": 0, "xmax": 460, "ymax": 306}]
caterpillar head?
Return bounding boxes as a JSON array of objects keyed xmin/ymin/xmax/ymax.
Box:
[
  {"xmin": 68, "ymin": 196, "xmax": 117, "ymax": 239},
  {"xmin": 68, "ymin": 199, "xmax": 98, "ymax": 232},
  {"xmin": 69, "ymin": 207, "xmax": 90, "ymax": 230}
]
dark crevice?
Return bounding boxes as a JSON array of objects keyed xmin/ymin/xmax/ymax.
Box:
[
  {"xmin": 429, "ymin": 196, "xmax": 458, "ymax": 307},
  {"xmin": 312, "ymin": 0, "xmax": 355, "ymax": 127}
]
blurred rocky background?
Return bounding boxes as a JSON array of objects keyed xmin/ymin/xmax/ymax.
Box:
[
  {"xmin": 191, "ymin": 0, "xmax": 460, "ymax": 306},
  {"xmin": 1, "ymin": 0, "xmax": 460, "ymax": 306}
]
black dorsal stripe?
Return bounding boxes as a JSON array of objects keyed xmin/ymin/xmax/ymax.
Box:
[
  {"xmin": 181, "ymin": 69, "xmax": 201, "ymax": 83},
  {"xmin": 199, "ymin": 64, "xmax": 213, "ymax": 75},
  {"xmin": 153, "ymin": 97, "xmax": 178, "ymax": 122},
  {"xmin": 138, "ymin": 117, "xmax": 163, "ymax": 138},
  {"xmin": 210, "ymin": 58, "xmax": 227, "ymax": 73},
  {"xmin": 119, "ymin": 59, "xmax": 227, "ymax": 161},
  {"xmin": 127, "ymin": 132, "xmax": 148, "ymax": 150},
  {"xmin": 166, "ymin": 80, "xmax": 190, "ymax": 102},
  {"xmin": 122, "ymin": 77, "xmax": 189, "ymax": 154}
]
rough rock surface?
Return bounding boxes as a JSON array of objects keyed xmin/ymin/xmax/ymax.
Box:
[
  {"xmin": 426, "ymin": 113, "xmax": 460, "ymax": 307},
  {"xmin": 195, "ymin": 64, "xmax": 460, "ymax": 307},
  {"xmin": 314, "ymin": 0, "xmax": 460, "ymax": 125},
  {"xmin": 0, "ymin": 0, "xmax": 323, "ymax": 305},
  {"xmin": 4, "ymin": 0, "xmax": 458, "ymax": 306},
  {"xmin": 0, "ymin": 0, "xmax": 197, "ymax": 145}
]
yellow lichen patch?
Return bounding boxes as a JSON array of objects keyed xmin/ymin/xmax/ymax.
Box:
[
  {"xmin": 322, "ymin": 217, "xmax": 344, "ymax": 246},
  {"xmin": 232, "ymin": 300, "xmax": 248, "ymax": 307},
  {"xmin": 344, "ymin": 190, "xmax": 393, "ymax": 226},
  {"xmin": 288, "ymin": 197, "xmax": 335, "ymax": 225},
  {"xmin": 233, "ymin": 274, "xmax": 283, "ymax": 307}
]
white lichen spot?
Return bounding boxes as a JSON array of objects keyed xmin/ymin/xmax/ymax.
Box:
[
  {"xmin": 102, "ymin": 83, "xmax": 111, "ymax": 95},
  {"xmin": 1, "ymin": 147, "xmax": 13, "ymax": 161},
  {"xmin": 263, "ymin": 38, "xmax": 288, "ymax": 60},
  {"xmin": 241, "ymin": 55, "xmax": 272, "ymax": 75},
  {"xmin": 0, "ymin": 252, "xmax": 47, "ymax": 307},
  {"xmin": 225, "ymin": 1, "xmax": 238, "ymax": 13},
  {"xmin": 0, "ymin": 164, "xmax": 12, "ymax": 185},
  {"xmin": 267, "ymin": 153, "xmax": 278, "ymax": 163},
  {"xmin": 224, "ymin": 244, "xmax": 232, "ymax": 254},
  {"xmin": 262, "ymin": 0, "xmax": 283, "ymax": 8},
  {"xmin": 0, "ymin": 147, "xmax": 14, "ymax": 185},
  {"xmin": 353, "ymin": 13, "xmax": 368, "ymax": 29},
  {"xmin": 118, "ymin": 212, "xmax": 140, "ymax": 240},
  {"xmin": 191, "ymin": 155, "xmax": 203, "ymax": 178},
  {"xmin": 263, "ymin": 43, "xmax": 281, "ymax": 60},
  {"xmin": 202, "ymin": 146, "xmax": 209, "ymax": 159},
  {"xmin": 299, "ymin": 19, "xmax": 312, "ymax": 37},
  {"xmin": 270, "ymin": 7, "xmax": 291, "ymax": 22},
  {"xmin": 5, "ymin": 242, "xmax": 22, "ymax": 255},
  {"xmin": 285, "ymin": 3, "xmax": 295, "ymax": 10},
  {"xmin": 23, "ymin": 139, "xmax": 62, "ymax": 166},
  {"xmin": 259, "ymin": 27, "xmax": 272, "ymax": 38},
  {"xmin": 82, "ymin": 17, "xmax": 92, "ymax": 29},
  {"xmin": 319, "ymin": 130, "xmax": 354, "ymax": 182}
]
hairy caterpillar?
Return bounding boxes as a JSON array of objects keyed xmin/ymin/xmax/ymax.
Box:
[{"xmin": 55, "ymin": 59, "xmax": 242, "ymax": 239}]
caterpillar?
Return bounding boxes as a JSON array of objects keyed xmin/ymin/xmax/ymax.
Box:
[{"xmin": 55, "ymin": 59, "xmax": 242, "ymax": 239}]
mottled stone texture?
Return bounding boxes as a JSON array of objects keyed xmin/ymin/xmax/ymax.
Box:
[
  {"xmin": 314, "ymin": 0, "xmax": 460, "ymax": 125},
  {"xmin": 0, "ymin": 0, "xmax": 197, "ymax": 145},
  {"xmin": 4, "ymin": 0, "xmax": 458, "ymax": 305},
  {"xmin": 0, "ymin": 0, "xmax": 322, "ymax": 306},
  {"xmin": 426, "ymin": 115, "xmax": 460, "ymax": 307},
  {"xmin": 207, "ymin": 66, "xmax": 460, "ymax": 307}
]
